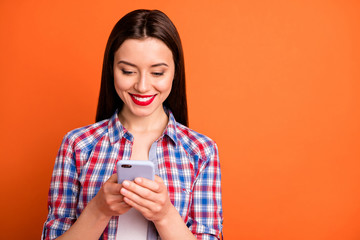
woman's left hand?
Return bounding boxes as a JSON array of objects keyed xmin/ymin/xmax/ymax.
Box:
[{"xmin": 120, "ymin": 175, "xmax": 173, "ymax": 224}]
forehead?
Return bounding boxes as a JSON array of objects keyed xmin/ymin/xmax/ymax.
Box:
[{"xmin": 114, "ymin": 37, "xmax": 174, "ymax": 65}]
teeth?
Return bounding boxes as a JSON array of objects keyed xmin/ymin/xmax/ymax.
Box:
[{"xmin": 133, "ymin": 95, "xmax": 154, "ymax": 102}]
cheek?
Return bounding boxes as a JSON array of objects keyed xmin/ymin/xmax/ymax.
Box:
[
  {"xmin": 157, "ymin": 79, "xmax": 172, "ymax": 90},
  {"xmin": 114, "ymin": 78, "xmax": 132, "ymax": 103},
  {"xmin": 156, "ymin": 78, "xmax": 173, "ymax": 96},
  {"xmin": 114, "ymin": 76, "xmax": 131, "ymax": 93},
  {"xmin": 157, "ymin": 71, "xmax": 174, "ymax": 92}
]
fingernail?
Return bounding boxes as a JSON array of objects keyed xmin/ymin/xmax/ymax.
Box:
[
  {"xmin": 121, "ymin": 188, "xmax": 127, "ymax": 194},
  {"xmin": 123, "ymin": 180, "xmax": 130, "ymax": 187},
  {"xmin": 135, "ymin": 178, "xmax": 142, "ymax": 183}
]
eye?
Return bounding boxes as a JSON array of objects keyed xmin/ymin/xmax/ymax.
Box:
[
  {"xmin": 152, "ymin": 72, "xmax": 164, "ymax": 77},
  {"xmin": 121, "ymin": 69, "xmax": 135, "ymax": 75}
]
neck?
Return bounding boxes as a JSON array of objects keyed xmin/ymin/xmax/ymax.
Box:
[{"xmin": 118, "ymin": 106, "xmax": 168, "ymax": 133}]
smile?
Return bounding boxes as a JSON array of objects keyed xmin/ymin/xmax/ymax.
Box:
[{"xmin": 129, "ymin": 93, "xmax": 157, "ymax": 106}]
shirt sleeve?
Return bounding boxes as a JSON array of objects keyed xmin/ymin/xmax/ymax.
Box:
[
  {"xmin": 42, "ymin": 133, "xmax": 80, "ymax": 240},
  {"xmin": 187, "ymin": 143, "xmax": 223, "ymax": 240}
]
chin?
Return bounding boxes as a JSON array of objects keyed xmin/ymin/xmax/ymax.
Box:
[{"xmin": 129, "ymin": 107, "xmax": 157, "ymax": 118}]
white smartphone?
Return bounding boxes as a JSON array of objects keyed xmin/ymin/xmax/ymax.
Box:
[
  {"xmin": 117, "ymin": 160, "xmax": 155, "ymax": 183},
  {"xmin": 116, "ymin": 160, "xmax": 156, "ymax": 240}
]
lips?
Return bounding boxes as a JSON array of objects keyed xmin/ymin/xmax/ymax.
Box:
[{"xmin": 129, "ymin": 93, "xmax": 156, "ymax": 106}]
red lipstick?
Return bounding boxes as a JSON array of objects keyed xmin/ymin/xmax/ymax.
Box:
[{"xmin": 129, "ymin": 93, "xmax": 156, "ymax": 106}]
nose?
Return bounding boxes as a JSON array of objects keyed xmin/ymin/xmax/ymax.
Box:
[{"xmin": 134, "ymin": 72, "xmax": 151, "ymax": 93}]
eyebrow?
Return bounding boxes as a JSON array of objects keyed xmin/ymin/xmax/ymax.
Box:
[
  {"xmin": 117, "ymin": 60, "xmax": 168, "ymax": 68},
  {"xmin": 151, "ymin": 63, "xmax": 169, "ymax": 67}
]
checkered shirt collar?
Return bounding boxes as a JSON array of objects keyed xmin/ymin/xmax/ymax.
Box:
[{"xmin": 107, "ymin": 108, "xmax": 178, "ymax": 146}]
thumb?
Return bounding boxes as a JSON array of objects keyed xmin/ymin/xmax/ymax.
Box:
[
  {"xmin": 107, "ymin": 173, "xmax": 118, "ymax": 183},
  {"xmin": 154, "ymin": 175, "xmax": 164, "ymax": 184}
]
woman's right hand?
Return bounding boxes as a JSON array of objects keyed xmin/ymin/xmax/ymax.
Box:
[
  {"xmin": 90, "ymin": 173, "xmax": 132, "ymax": 217},
  {"xmin": 55, "ymin": 174, "xmax": 131, "ymax": 240}
]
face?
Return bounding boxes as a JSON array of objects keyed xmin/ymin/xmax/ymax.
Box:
[{"xmin": 113, "ymin": 37, "xmax": 175, "ymax": 119}]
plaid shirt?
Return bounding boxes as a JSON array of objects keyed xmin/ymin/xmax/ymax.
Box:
[{"xmin": 42, "ymin": 110, "xmax": 223, "ymax": 239}]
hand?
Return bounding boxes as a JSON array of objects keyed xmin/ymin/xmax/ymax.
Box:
[
  {"xmin": 90, "ymin": 173, "xmax": 131, "ymax": 217},
  {"xmin": 120, "ymin": 175, "xmax": 173, "ymax": 224}
]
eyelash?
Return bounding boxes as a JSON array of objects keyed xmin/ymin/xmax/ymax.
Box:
[
  {"xmin": 121, "ymin": 69, "xmax": 134, "ymax": 75},
  {"xmin": 152, "ymin": 72, "xmax": 164, "ymax": 76},
  {"xmin": 121, "ymin": 69, "xmax": 164, "ymax": 77}
]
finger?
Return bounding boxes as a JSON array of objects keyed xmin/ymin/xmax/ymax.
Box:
[
  {"xmin": 154, "ymin": 175, "xmax": 165, "ymax": 185},
  {"xmin": 121, "ymin": 180, "xmax": 155, "ymax": 200},
  {"xmin": 122, "ymin": 192, "xmax": 154, "ymax": 215},
  {"xmin": 110, "ymin": 199, "xmax": 132, "ymax": 216},
  {"xmin": 133, "ymin": 176, "xmax": 162, "ymax": 193},
  {"xmin": 123, "ymin": 196, "xmax": 150, "ymax": 216},
  {"xmin": 118, "ymin": 201, "xmax": 132, "ymax": 209},
  {"xmin": 121, "ymin": 184, "xmax": 156, "ymax": 208}
]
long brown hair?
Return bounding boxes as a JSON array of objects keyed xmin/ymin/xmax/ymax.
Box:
[{"xmin": 95, "ymin": 9, "xmax": 188, "ymax": 126}]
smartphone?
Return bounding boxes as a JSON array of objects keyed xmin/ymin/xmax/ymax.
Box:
[
  {"xmin": 117, "ymin": 160, "xmax": 155, "ymax": 184},
  {"xmin": 116, "ymin": 160, "xmax": 156, "ymax": 240}
]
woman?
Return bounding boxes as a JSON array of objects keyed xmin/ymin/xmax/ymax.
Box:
[{"xmin": 42, "ymin": 9, "xmax": 223, "ymax": 240}]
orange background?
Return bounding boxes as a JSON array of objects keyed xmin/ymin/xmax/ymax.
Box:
[{"xmin": 1, "ymin": 0, "xmax": 360, "ymax": 239}]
